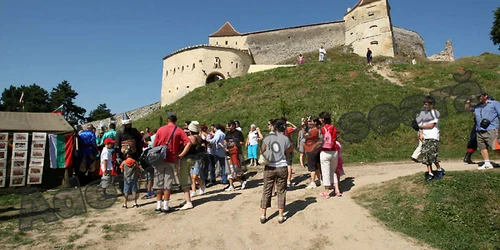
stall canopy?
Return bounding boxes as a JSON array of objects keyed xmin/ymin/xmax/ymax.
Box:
[{"xmin": 0, "ymin": 112, "xmax": 73, "ymax": 134}]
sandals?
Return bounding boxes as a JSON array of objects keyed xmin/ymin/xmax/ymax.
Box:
[
  {"xmin": 335, "ymin": 192, "xmax": 343, "ymax": 197},
  {"xmin": 132, "ymin": 203, "xmax": 140, "ymax": 208},
  {"xmin": 278, "ymin": 216, "xmax": 286, "ymax": 224},
  {"xmin": 122, "ymin": 205, "xmax": 127, "ymax": 209},
  {"xmin": 260, "ymin": 216, "xmax": 267, "ymax": 224},
  {"xmin": 320, "ymin": 192, "xmax": 330, "ymax": 199}
]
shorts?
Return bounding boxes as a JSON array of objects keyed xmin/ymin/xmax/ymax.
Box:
[
  {"xmin": 287, "ymin": 151, "xmax": 294, "ymax": 166},
  {"xmin": 421, "ymin": 139, "xmax": 439, "ymax": 165},
  {"xmin": 299, "ymin": 142, "xmax": 305, "ymax": 154},
  {"xmin": 248, "ymin": 144, "xmax": 258, "ymax": 159},
  {"xmin": 228, "ymin": 165, "xmax": 244, "ymax": 179},
  {"xmin": 476, "ymin": 129, "xmax": 498, "ymax": 150},
  {"xmin": 145, "ymin": 167, "xmax": 154, "ymax": 181},
  {"xmin": 189, "ymin": 159, "xmax": 202, "ymax": 175},
  {"xmin": 100, "ymin": 174, "xmax": 112, "ymax": 189},
  {"xmin": 179, "ymin": 157, "xmax": 194, "ymax": 188},
  {"xmin": 153, "ymin": 162, "xmax": 176, "ymax": 190},
  {"xmin": 123, "ymin": 179, "xmax": 138, "ymax": 194},
  {"xmin": 306, "ymin": 151, "xmax": 320, "ymax": 172}
]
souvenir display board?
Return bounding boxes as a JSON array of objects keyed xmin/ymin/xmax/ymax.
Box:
[
  {"xmin": 10, "ymin": 133, "xmax": 29, "ymax": 187},
  {"xmin": 27, "ymin": 133, "xmax": 46, "ymax": 184},
  {"xmin": 0, "ymin": 133, "xmax": 7, "ymax": 187}
]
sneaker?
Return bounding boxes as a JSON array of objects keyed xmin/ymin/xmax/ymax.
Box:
[
  {"xmin": 225, "ymin": 186, "xmax": 235, "ymax": 192},
  {"xmin": 241, "ymin": 181, "xmax": 247, "ymax": 190},
  {"xmin": 306, "ymin": 182, "xmax": 317, "ymax": 189},
  {"xmin": 190, "ymin": 191, "xmax": 197, "ymax": 197},
  {"xmin": 198, "ymin": 186, "xmax": 206, "ymax": 195},
  {"xmin": 178, "ymin": 202, "xmax": 193, "ymax": 211},
  {"xmin": 154, "ymin": 208, "xmax": 162, "ymax": 213},
  {"xmin": 485, "ymin": 164, "xmax": 494, "ymax": 169}
]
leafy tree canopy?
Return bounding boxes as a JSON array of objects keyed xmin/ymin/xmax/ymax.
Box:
[
  {"xmin": 491, "ymin": 7, "xmax": 500, "ymax": 51},
  {"xmin": 50, "ymin": 80, "xmax": 86, "ymax": 126},
  {"xmin": 87, "ymin": 103, "xmax": 113, "ymax": 122},
  {"xmin": 0, "ymin": 84, "xmax": 51, "ymax": 112}
]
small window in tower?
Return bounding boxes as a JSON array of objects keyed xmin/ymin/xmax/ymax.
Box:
[
  {"xmin": 236, "ymin": 63, "xmax": 238, "ymax": 68},
  {"xmin": 216, "ymin": 41, "xmax": 218, "ymax": 45},
  {"xmin": 351, "ymin": 16, "xmax": 355, "ymax": 20},
  {"xmin": 371, "ymin": 41, "xmax": 379, "ymax": 45},
  {"xmin": 182, "ymin": 66, "xmax": 184, "ymax": 72},
  {"xmin": 350, "ymin": 32, "xmax": 353, "ymax": 35},
  {"xmin": 192, "ymin": 63, "xmax": 195, "ymax": 70},
  {"xmin": 225, "ymin": 41, "xmax": 228, "ymax": 45},
  {"xmin": 169, "ymin": 90, "xmax": 171, "ymax": 93},
  {"xmin": 235, "ymin": 42, "xmax": 238, "ymax": 45},
  {"xmin": 176, "ymin": 87, "xmax": 179, "ymax": 90},
  {"xmin": 187, "ymin": 86, "xmax": 190, "ymax": 89},
  {"xmin": 368, "ymin": 12, "xmax": 375, "ymax": 16},
  {"xmin": 173, "ymin": 68, "xmax": 176, "ymax": 74},
  {"xmin": 370, "ymin": 25, "xmax": 378, "ymax": 29},
  {"xmin": 165, "ymin": 71, "xmax": 168, "ymax": 76}
]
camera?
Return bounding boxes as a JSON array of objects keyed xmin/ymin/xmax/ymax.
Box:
[{"xmin": 480, "ymin": 119, "xmax": 491, "ymax": 129}]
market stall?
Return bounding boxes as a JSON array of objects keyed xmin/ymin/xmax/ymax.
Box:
[{"xmin": 0, "ymin": 112, "xmax": 75, "ymax": 190}]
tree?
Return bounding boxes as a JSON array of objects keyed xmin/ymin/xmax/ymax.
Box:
[
  {"xmin": 0, "ymin": 84, "xmax": 51, "ymax": 112},
  {"xmin": 87, "ymin": 103, "xmax": 113, "ymax": 122},
  {"xmin": 491, "ymin": 7, "xmax": 500, "ymax": 51},
  {"xmin": 50, "ymin": 80, "xmax": 86, "ymax": 126}
]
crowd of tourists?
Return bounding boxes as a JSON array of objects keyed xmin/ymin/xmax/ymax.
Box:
[{"xmin": 74, "ymin": 92, "xmax": 499, "ymax": 223}]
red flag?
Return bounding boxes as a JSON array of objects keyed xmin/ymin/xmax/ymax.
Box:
[{"xmin": 19, "ymin": 92, "xmax": 24, "ymax": 104}]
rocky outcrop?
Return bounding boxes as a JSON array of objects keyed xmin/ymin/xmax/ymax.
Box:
[
  {"xmin": 428, "ymin": 40, "xmax": 455, "ymax": 62},
  {"xmin": 393, "ymin": 26, "xmax": 426, "ymax": 58}
]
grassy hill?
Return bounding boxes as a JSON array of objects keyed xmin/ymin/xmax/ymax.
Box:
[{"xmin": 134, "ymin": 48, "xmax": 500, "ymax": 164}]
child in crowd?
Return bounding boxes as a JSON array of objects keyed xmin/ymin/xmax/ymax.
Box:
[
  {"xmin": 120, "ymin": 149, "xmax": 143, "ymax": 208},
  {"xmin": 140, "ymin": 135, "xmax": 154, "ymax": 199},
  {"xmin": 223, "ymin": 140, "xmax": 247, "ymax": 191},
  {"xmin": 100, "ymin": 138, "xmax": 115, "ymax": 195}
]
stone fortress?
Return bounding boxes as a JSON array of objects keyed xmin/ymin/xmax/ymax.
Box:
[
  {"xmin": 161, "ymin": 0, "xmax": 429, "ymax": 106},
  {"xmin": 86, "ymin": 0, "xmax": 452, "ymax": 129}
]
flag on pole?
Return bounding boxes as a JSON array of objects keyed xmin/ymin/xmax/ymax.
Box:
[
  {"xmin": 52, "ymin": 104, "xmax": 64, "ymax": 115},
  {"xmin": 49, "ymin": 134, "xmax": 75, "ymax": 169},
  {"xmin": 19, "ymin": 92, "xmax": 24, "ymax": 104}
]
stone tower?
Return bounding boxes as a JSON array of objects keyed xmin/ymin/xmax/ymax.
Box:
[{"xmin": 344, "ymin": 0, "xmax": 396, "ymax": 57}]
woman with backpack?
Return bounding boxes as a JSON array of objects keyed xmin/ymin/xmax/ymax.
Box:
[{"xmin": 319, "ymin": 112, "xmax": 342, "ymax": 198}]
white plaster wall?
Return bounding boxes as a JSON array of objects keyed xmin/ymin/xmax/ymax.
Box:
[
  {"xmin": 247, "ymin": 64, "xmax": 295, "ymax": 74},
  {"xmin": 209, "ymin": 36, "xmax": 248, "ymax": 49},
  {"xmin": 161, "ymin": 47, "xmax": 253, "ymax": 106}
]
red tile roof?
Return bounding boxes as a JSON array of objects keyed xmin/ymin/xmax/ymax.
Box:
[{"xmin": 209, "ymin": 22, "xmax": 241, "ymax": 37}]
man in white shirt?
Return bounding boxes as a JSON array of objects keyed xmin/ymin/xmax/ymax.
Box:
[
  {"xmin": 418, "ymin": 96, "xmax": 443, "ymax": 182},
  {"xmin": 319, "ymin": 45, "xmax": 326, "ymax": 62}
]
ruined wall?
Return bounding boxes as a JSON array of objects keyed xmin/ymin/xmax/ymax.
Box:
[
  {"xmin": 161, "ymin": 45, "xmax": 253, "ymax": 106},
  {"xmin": 244, "ymin": 21, "xmax": 346, "ymax": 65},
  {"xmin": 393, "ymin": 26, "xmax": 426, "ymax": 57},
  {"xmin": 84, "ymin": 102, "xmax": 161, "ymax": 129}
]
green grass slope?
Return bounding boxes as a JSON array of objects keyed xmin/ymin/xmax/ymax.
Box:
[
  {"xmin": 134, "ymin": 49, "xmax": 500, "ymax": 164},
  {"xmin": 352, "ymin": 171, "xmax": 500, "ymax": 250}
]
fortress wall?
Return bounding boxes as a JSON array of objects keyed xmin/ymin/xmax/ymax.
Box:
[
  {"xmin": 161, "ymin": 47, "xmax": 253, "ymax": 106},
  {"xmin": 393, "ymin": 26, "xmax": 426, "ymax": 57},
  {"xmin": 83, "ymin": 102, "xmax": 161, "ymax": 129},
  {"xmin": 244, "ymin": 22, "xmax": 345, "ymax": 65}
]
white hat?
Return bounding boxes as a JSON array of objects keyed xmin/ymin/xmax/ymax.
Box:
[
  {"xmin": 188, "ymin": 121, "xmax": 200, "ymax": 133},
  {"xmin": 122, "ymin": 113, "xmax": 132, "ymax": 125}
]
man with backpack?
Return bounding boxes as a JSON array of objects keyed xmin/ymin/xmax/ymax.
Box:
[{"xmin": 152, "ymin": 112, "xmax": 191, "ymax": 213}]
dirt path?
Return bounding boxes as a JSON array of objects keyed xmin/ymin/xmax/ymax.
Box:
[
  {"xmin": 15, "ymin": 160, "xmax": 480, "ymax": 250},
  {"xmin": 371, "ymin": 65, "xmax": 433, "ymax": 93}
]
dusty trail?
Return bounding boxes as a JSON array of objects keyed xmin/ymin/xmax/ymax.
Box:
[{"xmin": 21, "ymin": 160, "xmax": 482, "ymax": 250}]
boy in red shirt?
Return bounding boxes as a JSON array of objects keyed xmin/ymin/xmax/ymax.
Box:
[{"xmin": 223, "ymin": 140, "xmax": 247, "ymax": 191}]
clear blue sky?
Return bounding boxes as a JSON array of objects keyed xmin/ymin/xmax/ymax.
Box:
[{"xmin": 1, "ymin": 0, "xmax": 498, "ymax": 116}]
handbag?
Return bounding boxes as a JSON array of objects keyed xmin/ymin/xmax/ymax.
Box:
[{"xmin": 146, "ymin": 127, "xmax": 177, "ymax": 165}]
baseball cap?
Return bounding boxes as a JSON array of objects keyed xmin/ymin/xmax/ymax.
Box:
[{"xmin": 104, "ymin": 138, "xmax": 116, "ymax": 145}]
